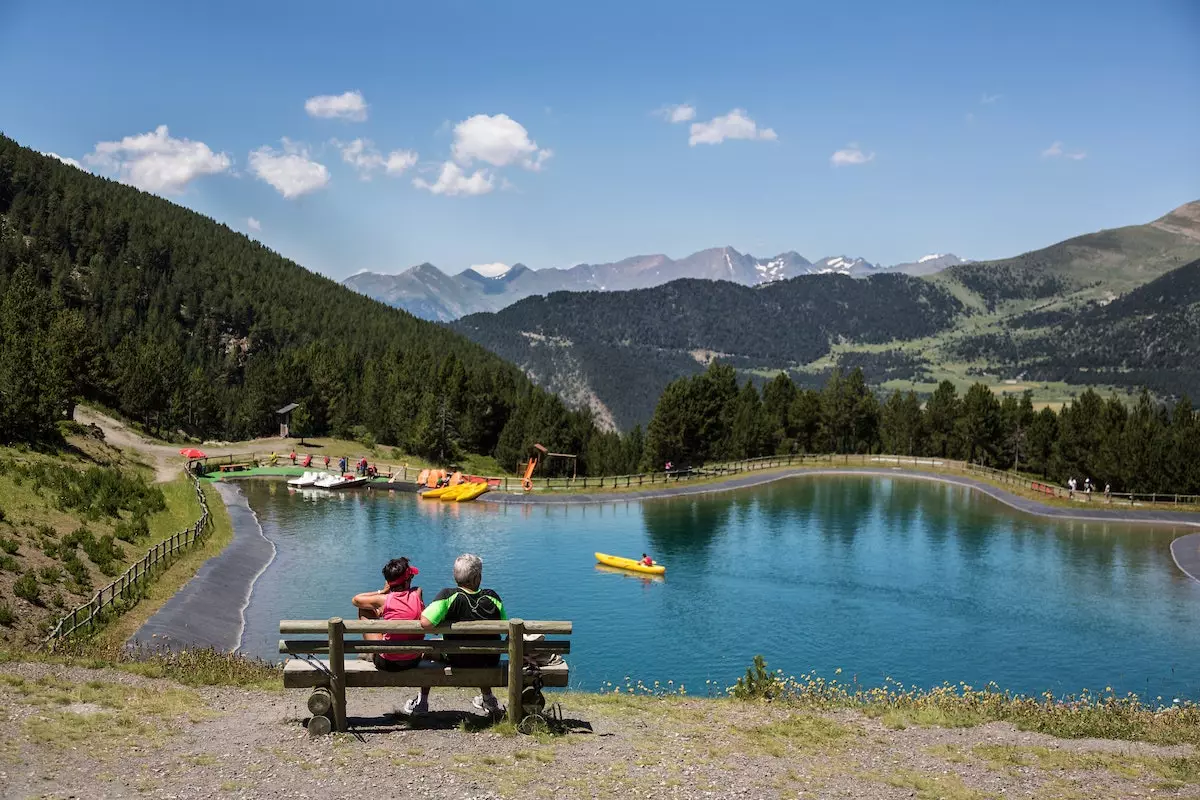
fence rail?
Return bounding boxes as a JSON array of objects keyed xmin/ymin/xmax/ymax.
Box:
[
  {"xmin": 43, "ymin": 470, "xmax": 212, "ymax": 646},
  {"xmin": 197, "ymin": 450, "xmax": 1200, "ymax": 509}
]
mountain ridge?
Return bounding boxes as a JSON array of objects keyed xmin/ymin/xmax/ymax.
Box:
[
  {"xmin": 345, "ymin": 247, "xmax": 970, "ymax": 321},
  {"xmin": 449, "ymin": 199, "xmax": 1200, "ymax": 431}
]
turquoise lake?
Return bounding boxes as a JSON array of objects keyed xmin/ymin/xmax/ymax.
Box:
[{"xmin": 238, "ymin": 476, "xmax": 1200, "ymax": 700}]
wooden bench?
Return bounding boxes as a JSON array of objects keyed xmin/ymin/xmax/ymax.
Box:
[
  {"xmin": 218, "ymin": 463, "xmax": 252, "ymax": 473},
  {"xmin": 279, "ymin": 617, "xmax": 571, "ymax": 734}
]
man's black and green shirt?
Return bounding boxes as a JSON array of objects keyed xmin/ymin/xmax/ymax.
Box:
[{"xmin": 423, "ymin": 587, "xmax": 507, "ymax": 668}]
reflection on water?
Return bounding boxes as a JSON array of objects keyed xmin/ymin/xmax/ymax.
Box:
[{"xmin": 239, "ymin": 476, "xmax": 1200, "ymax": 699}]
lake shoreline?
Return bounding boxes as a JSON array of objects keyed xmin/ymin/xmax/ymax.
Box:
[
  {"xmin": 140, "ymin": 468, "xmax": 1200, "ymax": 658},
  {"xmin": 486, "ymin": 466, "xmax": 1200, "ymax": 530},
  {"xmin": 129, "ymin": 482, "xmax": 276, "ymax": 653}
]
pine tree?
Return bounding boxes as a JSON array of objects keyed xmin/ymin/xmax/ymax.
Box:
[
  {"xmin": 924, "ymin": 380, "xmax": 960, "ymax": 458},
  {"xmin": 958, "ymin": 383, "xmax": 1003, "ymax": 465}
]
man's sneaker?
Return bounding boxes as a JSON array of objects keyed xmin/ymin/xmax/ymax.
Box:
[
  {"xmin": 402, "ymin": 695, "xmax": 428, "ymax": 715},
  {"xmin": 472, "ymin": 694, "xmax": 504, "ymax": 715}
]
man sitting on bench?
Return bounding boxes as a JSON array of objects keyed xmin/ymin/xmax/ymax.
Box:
[
  {"xmin": 351, "ymin": 558, "xmax": 424, "ymax": 671},
  {"xmin": 403, "ymin": 553, "xmax": 506, "ymax": 716}
]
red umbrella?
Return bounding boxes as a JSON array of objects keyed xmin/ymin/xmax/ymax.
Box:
[{"xmin": 179, "ymin": 448, "xmax": 207, "ymax": 459}]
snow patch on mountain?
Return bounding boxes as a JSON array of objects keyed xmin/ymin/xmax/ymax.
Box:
[
  {"xmin": 471, "ymin": 262, "xmax": 511, "ymax": 278},
  {"xmin": 917, "ymin": 253, "xmax": 944, "ymax": 264},
  {"xmin": 755, "ymin": 258, "xmax": 786, "ymax": 282},
  {"xmin": 815, "ymin": 256, "xmax": 866, "ymax": 274}
]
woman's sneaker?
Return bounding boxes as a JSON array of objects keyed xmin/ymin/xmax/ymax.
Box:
[
  {"xmin": 402, "ymin": 695, "xmax": 428, "ymax": 715},
  {"xmin": 472, "ymin": 694, "xmax": 504, "ymax": 715}
]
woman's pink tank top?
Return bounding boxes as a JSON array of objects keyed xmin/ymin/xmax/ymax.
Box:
[{"xmin": 380, "ymin": 589, "xmax": 425, "ymax": 661}]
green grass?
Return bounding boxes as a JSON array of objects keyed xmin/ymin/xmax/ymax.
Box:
[
  {"xmin": 734, "ymin": 713, "xmax": 856, "ymax": 757},
  {"xmin": 3, "ymin": 672, "xmax": 213, "ymax": 756},
  {"xmin": 882, "ymin": 769, "xmax": 990, "ymax": 800},
  {"xmin": 972, "ymin": 744, "xmax": 1200, "ymax": 788},
  {"xmin": 93, "ymin": 483, "xmax": 235, "ymax": 649},
  {"xmin": 145, "ymin": 479, "xmax": 204, "ymax": 541},
  {"xmin": 0, "ymin": 642, "xmax": 280, "ymax": 690}
]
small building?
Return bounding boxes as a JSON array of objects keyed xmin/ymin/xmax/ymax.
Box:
[{"xmin": 276, "ymin": 403, "xmax": 300, "ymax": 438}]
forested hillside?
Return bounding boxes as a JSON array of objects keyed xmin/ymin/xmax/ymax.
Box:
[
  {"xmin": 951, "ymin": 257, "xmax": 1200, "ymax": 399},
  {"xmin": 453, "ymin": 275, "xmax": 962, "ymax": 429},
  {"xmin": 937, "ymin": 203, "xmax": 1200, "ymax": 311},
  {"xmin": 0, "ymin": 137, "xmax": 632, "ymax": 475},
  {"xmin": 641, "ymin": 363, "xmax": 1200, "ymax": 494}
]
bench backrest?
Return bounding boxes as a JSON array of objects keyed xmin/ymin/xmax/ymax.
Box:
[{"xmin": 279, "ymin": 618, "xmax": 572, "ymax": 660}]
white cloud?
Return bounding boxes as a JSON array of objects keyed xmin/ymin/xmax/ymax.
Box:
[
  {"xmin": 451, "ymin": 114, "xmax": 551, "ymax": 170},
  {"xmin": 248, "ymin": 139, "xmax": 330, "ymax": 198},
  {"xmin": 385, "ymin": 149, "xmax": 418, "ymax": 175},
  {"xmin": 981, "ymin": 93, "xmax": 1002, "ymax": 104},
  {"xmin": 333, "ymin": 138, "xmax": 418, "ymax": 179},
  {"xmin": 1042, "ymin": 140, "xmax": 1086, "ymax": 160},
  {"xmin": 688, "ymin": 109, "xmax": 777, "ymax": 146},
  {"xmin": 830, "ymin": 143, "xmax": 875, "ymax": 166},
  {"xmin": 247, "ymin": 217, "xmax": 262, "ymax": 231},
  {"xmin": 83, "ymin": 125, "xmax": 231, "ymax": 194},
  {"xmin": 42, "ymin": 151, "xmax": 83, "ymax": 169},
  {"xmin": 305, "ymin": 90, "xmax": 368, "ymax": 122},
  {"xmin": 655, "ymin": 104, "xmax": 696, "ymax": 123},
  {"xmin": 412, "ymin": 161, "xmax": 495, "ymax": 196}
]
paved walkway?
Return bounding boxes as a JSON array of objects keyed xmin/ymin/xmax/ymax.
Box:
[{"xmin": 129, "ymin": 483, "xmax": 276, "ymax": 652}]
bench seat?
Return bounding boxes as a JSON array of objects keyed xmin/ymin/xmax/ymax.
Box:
[{"xmin": 283, "ymin": 657, "xmax": 569, "ymax": 689}]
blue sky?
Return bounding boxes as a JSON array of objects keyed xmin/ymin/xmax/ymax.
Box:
[{"xmin": 2, "ymin": 0, "xmax": 1198, "ymax": 279}]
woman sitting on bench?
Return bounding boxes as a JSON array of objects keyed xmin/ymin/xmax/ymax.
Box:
[{"xmin": 351, "ymin": 558, "xmax": 424, "ymax": 671}]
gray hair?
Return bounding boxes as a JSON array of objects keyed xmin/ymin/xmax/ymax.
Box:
[{"xmin": 453, "ymin": 553, "xmax": 483, "ymax": 590}]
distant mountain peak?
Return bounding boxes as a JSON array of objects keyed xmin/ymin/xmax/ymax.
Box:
[
  {"xmin": 814, "ymin": 255, "xmax": 871, "ymax": 275},
  {"xmin": 1152, "ymin": 199, "xmax": 1200, "ymax": 242},
  {"xmin": 468, "ymin": 262, "xmax": 512, "ymax": 278}
]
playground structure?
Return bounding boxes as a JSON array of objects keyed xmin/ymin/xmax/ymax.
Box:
[{"xmin": 521, "ymin": 443, "xmax": 577, "ymax": 492}]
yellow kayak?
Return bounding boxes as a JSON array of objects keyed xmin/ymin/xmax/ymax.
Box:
[
  {"xmin": 421, "ymin": 486, "xmax": 454, "ymax": 499},
  {"xmin": 595, "ymin": 552, "xmax": 665, "ymax": 575},
  {"xmin": 439, "ymin": 483, "xmax": 471, "ymax": 501},
  {"xmin": 455, "ymin": 483, "xmax": 489, "ymax": 502}
]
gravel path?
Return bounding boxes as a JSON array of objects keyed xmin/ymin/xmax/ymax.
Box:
[{"xmin": 0, "ymin": 662, "xmax": 1192, "ymax": 799}]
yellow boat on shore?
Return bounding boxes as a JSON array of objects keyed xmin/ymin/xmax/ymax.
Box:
[
  {"xmin": 439, "ymin": 483, "xmax": 472, "ymax": 501},
  {"xmin": 455, "ymin": 482, "xmax": 489, "ymax": 502},
  {"xmin": 421, "ymin": 485, "xmax": 454, "ymax": 499},
  {"xmin": 595, "ymin": 552, "xmax": 665, "ymax": 575}
]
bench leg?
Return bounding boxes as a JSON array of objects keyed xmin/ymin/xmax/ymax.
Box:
[
  {"xmin": 507, "ymin": 619, "xmax": 525, "ymax": 725},
  {"xmin": 329, "ymin": 618, "xmax": 347, "ymax": 732}
]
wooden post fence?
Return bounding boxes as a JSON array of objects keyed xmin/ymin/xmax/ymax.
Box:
[{"xmin": 43, "ymin": 468, "xmax": 213, "ymax": 647}]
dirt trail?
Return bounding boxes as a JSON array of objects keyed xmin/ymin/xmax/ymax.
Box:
[
  {"xmin": 72, "ymin": 407, "xmax": 290, "ymax": 484},
  {"xmin": 0, "ymin": 662, "xmax": 1191, "ymax": 799},
  {"xmin": 74, "ymin": 406, "xmax": 185, "ymax": 483}
]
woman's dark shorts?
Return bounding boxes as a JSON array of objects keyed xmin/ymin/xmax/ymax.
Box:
[{"xmin": 373, "ymin": 654, "xmax": 420, "ymax": 671}]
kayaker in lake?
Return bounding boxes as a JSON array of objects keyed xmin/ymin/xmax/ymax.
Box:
[
  {"xmin": 641, "ymin": 553, "xmax": 654, "ymax": 567},
  {"xmin": 351, "ymin": 558, "xmax": 424, "ymax": 672},
  {"xmin": 404, "ymin": 553, "xmax": 507, "ymax": 716}
]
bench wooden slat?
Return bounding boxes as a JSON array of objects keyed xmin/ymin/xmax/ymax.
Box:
[
  {"xmin": 279, "ymin": 638, "xmax": 570, "ymax": 656},
  {"xmin": 279, "ymin": 619, "xmax": 572, "ymax": 635},
  {"xmin": 283, "ymin": 658, "xmax": 569, "ymax": 689}
]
